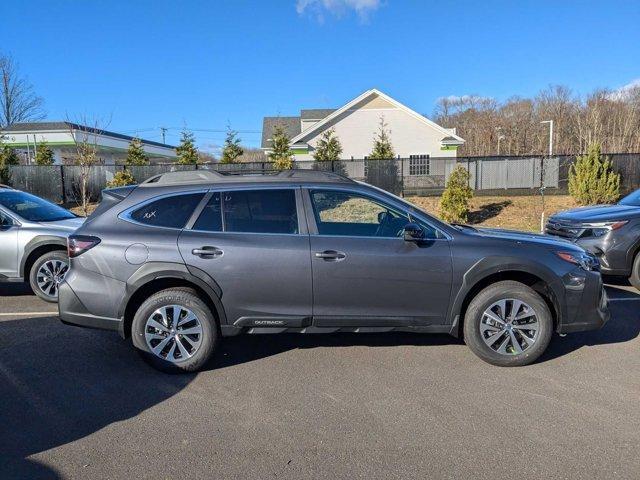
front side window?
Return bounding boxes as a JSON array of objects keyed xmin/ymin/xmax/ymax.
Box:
[
  {"xmin": 311, "ymin": 190, "xmax": 416, "ymax": 238},
  {"xmin": 192, "ymin": 189, "xmax": 298, "ymax": 234},
  {"xmin": 0, "ymin": 191, "xmax": 75, "ymax": 222},
  {"xmin": 129, "ymin": 192, "xmax": 204, "ymax": 229}
]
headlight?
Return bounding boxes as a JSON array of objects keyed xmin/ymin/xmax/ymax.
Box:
[
  {"xmin": 556, "ymin": 251, "xmax": 599, "ymax": 271},
  {"xmin": 584, "ymin": 221, "xmax": 628, "ymax": 237}
]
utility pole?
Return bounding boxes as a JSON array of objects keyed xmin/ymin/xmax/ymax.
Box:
[
  {"xmin": 539, "ymin": 120, "xmax": 553, "ymax": 233},
  {"xmin": 540, "ymin": 120, "xmax": 553, "ymax": 156},
  {"xmin": 160, "ymin": 127, "xmax": 167, "ymax": 145}
]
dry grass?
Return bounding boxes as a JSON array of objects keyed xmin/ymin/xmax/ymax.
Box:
[{"xmin": 408, "ymin": 195, "xmax": 578, "ymax": 232}]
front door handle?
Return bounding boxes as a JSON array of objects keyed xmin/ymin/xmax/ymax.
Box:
[
  {"xmin": 315, "ymin": 250, "xmax": 346, "ymax": 261},
  {"xmin": 192, "ymin": 246, "xmax": 223, "ymax": 258}
]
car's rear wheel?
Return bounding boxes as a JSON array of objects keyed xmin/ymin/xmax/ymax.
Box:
[
  {"xmin": 29, "ymin": 250, "xmax": 69, "ymax": 303},
  {"xmin": 628, "ymin": 252, "xmax": 640, "ymax": 291},
  {"xmin": 463, "ymin": 280, "xmax": 553, "ymax": 367},
  {"xmin": 131, "ymin": 288, "xmax": 219, "ymax": 373}
]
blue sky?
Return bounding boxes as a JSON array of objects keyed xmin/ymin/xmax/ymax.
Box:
[{"xmin": 2, "ymin": 0, "xmax": 639, "ymax": 152}]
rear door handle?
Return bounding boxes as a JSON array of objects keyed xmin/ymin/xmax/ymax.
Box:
[
  {"xmin": 315, "ymin": 250, "xmax": 346, "ymax": 261},
  {"xmin": 192, "ymin": 246, "xmax": 223, "ymax": 257}
]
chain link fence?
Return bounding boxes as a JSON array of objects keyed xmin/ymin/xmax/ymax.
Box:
[{"xmin": 6, "ymin": 153, "xmax": 640, "ymax": 204}]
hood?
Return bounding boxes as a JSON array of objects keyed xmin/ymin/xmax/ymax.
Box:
[
  {"xmin": 39, "ymin": 216, "xmax": 86, "ymax": 231},
  {"xmin": 550, "ymin": 203, "xmax": 640, "ymax": 223},
  {"xmin": 468, "ymin": 226, "xmax": 581, "ymax": 251}
]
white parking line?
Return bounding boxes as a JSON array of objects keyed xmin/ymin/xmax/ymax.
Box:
[{"xmin": 0, "ymin": 312, "xmax": 58, "ymax": 317}]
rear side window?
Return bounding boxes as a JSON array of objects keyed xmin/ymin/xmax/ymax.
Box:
[
  {"xmin": 129, "ymin": 192, "xmax": 204, "ymax": 229},
  {"xmin": 192, "ymin": 192, "xmax": 222, "ymax": 232},
  {"xmin": 193, "ymin": 189, "xmax": 298, "ymax": 234}
]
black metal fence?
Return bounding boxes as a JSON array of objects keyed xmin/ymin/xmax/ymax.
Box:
[{"xmin": 6, "ymin": 153, "xmax": 640, "ymax": 204}]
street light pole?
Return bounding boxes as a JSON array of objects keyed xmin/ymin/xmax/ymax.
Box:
[{"xmin": 540, "ymin": 120, "xmax": 553, "ymax": 156}]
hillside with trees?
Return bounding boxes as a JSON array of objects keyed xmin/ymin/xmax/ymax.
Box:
[{"xmin": 434, "ymin": 85, "xmax": 640, "ymax": 156}]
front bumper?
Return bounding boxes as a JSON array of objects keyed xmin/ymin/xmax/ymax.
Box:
[
  {"xmin": 58, "ymin": 280, "xmax": 124, "ymax": 335},
  {"xmin": 557, "ymin": 270, "xmax": 609, "ymax": 334}
]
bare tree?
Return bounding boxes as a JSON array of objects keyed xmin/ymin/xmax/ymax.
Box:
[
  {"xmin": 435, "ymin": 84, "xmax": 640, "ymax": 156},
  {"xmin": 67, "ymin": 118, "xmax": 105, "ymax": 215},
  {"xmin": 0, "ymin": 54, "xmax": 45, "ymax": 128}
]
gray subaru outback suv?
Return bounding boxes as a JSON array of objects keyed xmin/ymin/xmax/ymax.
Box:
[{"xmin": 58, "ymin": 170, "xmax": 608, "ymax": 371}]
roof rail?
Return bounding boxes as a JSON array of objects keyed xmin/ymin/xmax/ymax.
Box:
[
  {"xmin": 139, "ymin": 168, "xmax": 355, "ymax": 186},
  {"xmin": 140, "ymin": 169, "xmax": 224, "ymax": 186}
]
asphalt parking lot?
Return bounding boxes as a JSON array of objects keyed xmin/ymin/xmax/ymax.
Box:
[{"xmin": 1, "ymin": 281, "xmax": 639, "ymax": 480}]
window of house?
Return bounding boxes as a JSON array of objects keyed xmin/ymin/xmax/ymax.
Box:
[
  {"xmin": 129, "ymin": 192, "xmax": 205, "ymax": 229},
  {"xmin": 409, "ymin": 155, "xmax": 430, "ymax": 176}
]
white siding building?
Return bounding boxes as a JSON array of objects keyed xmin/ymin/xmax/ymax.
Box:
[
  {"xmin": 261, "ymin": 89, "xmax": 464, "ymax": 161},
  {"xmin": 1, "ymin": 122, "xmax": 176, "ymax": 165}
]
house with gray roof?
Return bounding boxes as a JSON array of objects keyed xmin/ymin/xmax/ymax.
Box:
[
  {"xmin": 1, "ymin": 121, "xmax": 176, "ymax": 165},
  {"xmin": 261, "ymin": 89, "xmax": 464, "ymax": 162}
]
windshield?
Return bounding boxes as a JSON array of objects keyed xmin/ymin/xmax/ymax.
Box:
[
  {"xmin": 618, "ymin": 189, "xmax": 640, "ymax": 206},
  {"xmin": 0, "ymin": 191, "xmax": 75, "ymax": 222}
]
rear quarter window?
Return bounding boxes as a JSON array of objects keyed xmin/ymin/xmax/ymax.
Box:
[{"xmin": 128, "ymin": 193, "xmax": 204, "ymax": 229}]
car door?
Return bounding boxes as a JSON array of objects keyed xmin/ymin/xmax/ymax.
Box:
[
  {"xmin": 0, "ymin": 209, "xmax": 19, "ymax": 277},
  {"xmin": 178, "ymin": 187, "xmax": 312, "ymax": 327},
  {"xmin": 305, "ymin": 187, "xmax": 453, "ymax": 327}
]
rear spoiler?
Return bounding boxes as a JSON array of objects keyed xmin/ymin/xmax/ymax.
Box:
[
  {"xmin": 85, "ymin": 185, "xmax": 137, "ymax": 222},
  {"xmin": 103, "ymin": 185, "xmax": 137, "ymax": 200}
]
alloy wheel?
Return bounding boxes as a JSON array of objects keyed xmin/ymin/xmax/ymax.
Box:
[
  {"xmin": 36, "ymin": 259, "xmax": 69, "ymax": 298},
  {"xmin": 144, "ymin": 305, "xmax": 203, "ymax": 363},
  {"xmin": 480, "ymin": 298, "xmax": 539, "ymax": 355}
]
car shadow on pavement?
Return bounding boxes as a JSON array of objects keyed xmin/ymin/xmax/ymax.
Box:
[
  {"xmin": 0, "ymin": 316, "xmax": 194, "ymax": 479},
  {"xmin": 539, "ymin": 285, "xmax": 640, "ymax": 362},
  {"xmin": 212, "ymin": 330, "xmax": 464, "ymax": 371},
  {"xmin": 0, "ymin": 282, "xmax": 33, "ymax": 297}
]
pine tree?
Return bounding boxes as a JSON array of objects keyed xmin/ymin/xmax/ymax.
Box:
[
  {"xmin": 176, "ymin": 130, "xmax": 199, "ymax": 165},
  {"xmin": 220, "ymin": 126, "xmax": 243, "ymax": 164},
  {"xmin": 369, "ymin": 116, "xmax": 395, "ymax": 159},
  {"xmin": 34, "ymin": 140, "xmax": 55, "ymax": 165},
  {"xmin": 106, "ymin": 169, "xmax": 136, "ymax": 188},
  {"xmin": 313, "ymin": 128, "xmax": 343, "ymax": 162},
  {"xmin": 440, "ymin": 165, "xmax": 473, "ymax": 223},
  {"xmin": 569, "ymin": 143, "xmax": 620, "ymax": 205},
  {"xmin": 125, "ymin": 137, "xmax": 149, "ymax": 166},
  {"xmin": 268, "ymin": 124, "xmax": 293, "ymax": 170},
  {"xmin": 0, "ymin": 141, "xmax": 19, "ymax": 184}
]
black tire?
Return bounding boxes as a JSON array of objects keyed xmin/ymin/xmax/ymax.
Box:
[
  {"xmin": 463, "ymin": 280, "xmax": 553, "ymax": 367},
  {"xmin": 131, "ymin": 288, "xmax": 219, "ymax": 373},
  {"xmin": 29, "ymin": 250, "xmax": 69, "ymax": 303},
  {"xmin": 628, "ymin": 253, "xmax": 640, "ymax": 291}
]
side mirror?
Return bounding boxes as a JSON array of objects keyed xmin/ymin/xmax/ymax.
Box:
[{"xmin": 403, "ymin": 223, "xmax": 424, "ymax": 242}]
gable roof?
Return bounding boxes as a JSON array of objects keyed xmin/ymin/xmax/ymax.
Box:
[
  {"xmin": 261, "ymin": 116, "xmax": 301, "ymax": 149},
  {"xmin": 3, "ymin": 121, "xmax": 176, "ymax": 149},
  {"xmin": 300, "ymin": 109, "xmax": 336, "ymax": 120},
  {"xmin": 290, "ymin": 88, "xmax": 465, "ymax": 146}
]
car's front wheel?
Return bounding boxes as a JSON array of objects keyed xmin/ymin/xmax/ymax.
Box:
[
  {"xmin": 131, "ymin": 288, "xmax": 219, "ymax": 373},
  {"xmin": 628, "ymin": 252, "xmax": 640, "ymax": 291},
  {"xmin": 29, "ymin": 250, "xmax": 69, "ymax": 303},
  {"xmin": 463, "ymin": 280, "xmax": 553, "ymax": 367}
]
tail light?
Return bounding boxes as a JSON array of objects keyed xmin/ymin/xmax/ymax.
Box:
[{"xmin": 68, "ymin": 235, "xmax": 101, "ymax": 258}]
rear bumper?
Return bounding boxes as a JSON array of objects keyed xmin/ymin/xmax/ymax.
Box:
[
  {"xmin": 557, "ymin": 271, "xmax": 609, "ymax": 334},
  {"xmin": 58, "ymin": 280, "xmax": 124, "ymax": 335}
]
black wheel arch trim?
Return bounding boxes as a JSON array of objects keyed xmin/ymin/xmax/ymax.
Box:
[
  {"xmin": 118, "ymin": 261, "xmax": 228, "ymax": 326},
  {"xmin": 447, "ymin": 256, "xmax": 565, "ymax": 335},
  {"xmin": 20, "ymin": 236, "xmax": 68, "ymax": 277}
]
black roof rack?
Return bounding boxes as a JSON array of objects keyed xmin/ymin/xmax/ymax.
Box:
[{"xmin": 140, "ymin": 169, "xmax": 355, "ymax": 187}]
